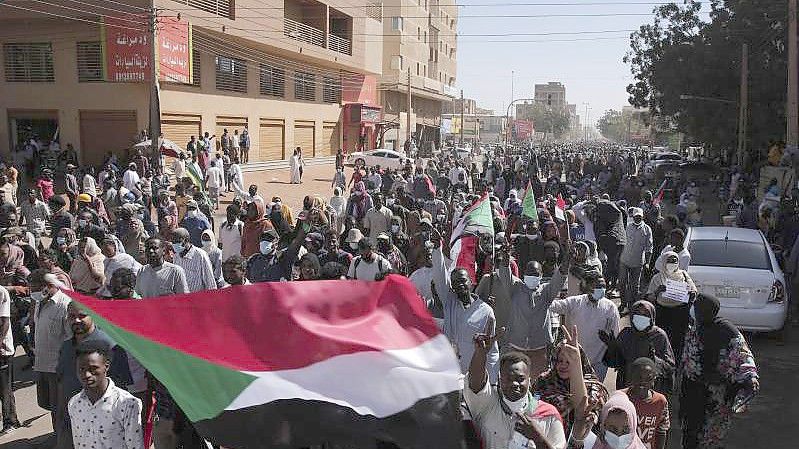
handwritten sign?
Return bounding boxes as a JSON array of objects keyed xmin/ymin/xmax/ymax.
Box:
[{"xmin": 664, "ymin": 278, "xmax": 690, "ymax": 303}]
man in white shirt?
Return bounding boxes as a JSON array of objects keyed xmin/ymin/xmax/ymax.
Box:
[
  {"xmin": 98, "ymin": 236, "xmax": 142, "ymax": 298},
  {"xmin": 205, "ymin": 160, "xmax": 224, "ymax": 210},
  {"xmin": 347, "ymin": 239, "xmax": 392, "ymax": 281},
  {"xmin": 362, "ymin": 193, "xmax": 393, "ymax": 244},
  {"xmin": 549, "ymin": 270, "xmax": 620, "ymax": 381},
  {"xmin": 0, "ymin": 285, "xmax": 20, "ymax": 433},
  {"xmin": 122, "ymin": 162, "xmax": 141, "ymax": 198},
  {"xmin": 172, "ymin": 228, "xmax": 217, "ymax": 293},
  {"xmin": 219, "ymin": 205, "xmax": 243, "ymax": 261},
  {"xmin": 655, "ymin": 228, "xmax": 691, "ymax": 271},
  {"xmin": 465, "ymin": 331, "xmax": 567, "ymax": 449},
  {"xmin": 68, "ymin": 343, "xmax": 144, "ymax": 449},
  {"xmin": 172, "ymin": 154, "xmax": 187, "ymax": 181}
]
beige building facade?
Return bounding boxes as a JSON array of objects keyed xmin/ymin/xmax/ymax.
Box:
[
  {"xmin": 0, "ymin": 0, "xmax": 386, "ymax": 167},
  {"xmin": 379, "ymin": 0, "xmax": 458, "ymax": 151}
]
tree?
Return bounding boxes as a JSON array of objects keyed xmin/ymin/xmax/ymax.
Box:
[
  {"xmin": 598, "ymin": 109, "xmax": 651, "ymax": 142},
  {"xmin": 625, "ymin": 1, "xmax": 788, "ymax": 153}
]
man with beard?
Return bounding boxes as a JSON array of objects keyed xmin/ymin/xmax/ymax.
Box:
[
  {"xmin": 464, "ymin": 328, "xmax": 566, "ymax": 449},
  {"xmin": 55, "ymin": 302, "xmax": 131, "ymax": 448}
]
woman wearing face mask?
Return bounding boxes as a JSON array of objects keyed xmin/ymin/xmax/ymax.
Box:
[
  {"xmin": 69, "ymin": 237, "xmax": 106, "ymax": 295},
  {"xmin": 646, "ymin": 251, "xmax": 697, "ymax": 361},
  {"xmin": 200, "ymin": 229, "xmax": 224, "ymax": 288},
  {"xmin": 601, "ymin": 300, "xmax": 675, "ymax": 393},
  {"xmin": 587, "ymin": 391, "xmax": 647, "ymax": 449},
  {"xmin": 241, "ymin": 201, "xmax": 273, "ymax": 258},
  {"xmin": 679, "ymin": 294, "xmax": 759, "ymax": 449},
  {"xmin": 53, "ymin": 227, "xmax": 78, "ymax": 272},
  {"xmin": 346, "ymin": 181, "xmax": 373, "ymax": 225}
]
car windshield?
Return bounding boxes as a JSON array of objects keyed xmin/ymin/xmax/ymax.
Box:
[{"xmin": 688, "ymin": 240, "xmax": 771, "ymax": 270}]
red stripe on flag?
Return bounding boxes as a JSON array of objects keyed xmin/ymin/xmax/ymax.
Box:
[
  {"xmin": 66, "ymin": 275, "xmax": 440, "ymax": 372},
  {"xmin": 452, "ymin": 234, "xmax": 479, "ymax": 284}
]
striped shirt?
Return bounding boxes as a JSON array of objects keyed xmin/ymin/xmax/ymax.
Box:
[
  {"xmin": 174, "ymin": 245, "xmax": 216, "ymax": 292},
  {"xmin": 20, "ymin": 198, "xmax": 50, "ymax": 234}
]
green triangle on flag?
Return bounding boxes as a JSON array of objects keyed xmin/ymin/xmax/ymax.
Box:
[{"xmin": 522, "ymin": 181, "xmax": 538, "ymax": 221}]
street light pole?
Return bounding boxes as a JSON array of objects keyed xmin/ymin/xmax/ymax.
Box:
[{"xmin": 737, "ymin": 43, "xmax": 749, "ymax": 167}]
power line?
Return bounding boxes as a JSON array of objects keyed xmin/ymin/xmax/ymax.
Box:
[
  {"xmin": 0, "ymin": 2, "xmax": 146, "ymax": 32},
  {"xmin": 165, "ymin": 1, "xmax": 680, "ymax": 10},
  {"xmin": 23, "ymin": 0, "xmax": 145, "ymax": 26}
]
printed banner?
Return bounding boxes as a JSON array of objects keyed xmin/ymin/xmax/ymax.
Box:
[
  {"xmin": 103, "ymin": 15, "xmax": 152, "ymax": 82},
  {"xmin": 158, "ymin": 16, "xmax": 193, "ymax": 84},
  {"xmin": 514, "ymin": 119, "xmax": 534, "ymax": 139}
]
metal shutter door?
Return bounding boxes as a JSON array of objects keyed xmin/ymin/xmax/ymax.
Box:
[
  {"xmin": 79, "ymin": 110, "xmax": 138, "ymax": 167},
  {"xmin": 161, "ymin": 113, "xmax": 202, "ymax": 155},
  {"xmin": 322, "ymin": 121, "xmax": 340, "ymax": 156},
  {"xmin": 258, "ymin": 119, "xmax": 285, "ymax": 161},
  {"xmin": 294, "ymin": 121, "xmax": 315, "ymax": 157}
]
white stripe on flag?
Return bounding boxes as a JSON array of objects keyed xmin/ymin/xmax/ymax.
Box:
[{"xmin": 226, "ymin": 334, "xmax": 463, "ymax": 418}]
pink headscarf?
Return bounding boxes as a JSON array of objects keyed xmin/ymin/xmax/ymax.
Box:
[{"xmin": 591, "ymin": 392, "xmax": 647, "ymax": 449}]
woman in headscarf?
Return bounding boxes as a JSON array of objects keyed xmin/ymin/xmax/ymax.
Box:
[
  {"xmin": 602, "ymin": 300, "xmax": 675, "ymax": 393},
  {"xmin": 201, "ymin": 229, "xmax": 224, "ymax": 288},
  {"xmin": 53, "ymin": 227, "xmax": 78, "ymax": 273},
  {"xmin": 680, "ymin": 294, "xmax": 759, "ymax": 449},
  {"xmin": 69, "ymin": 237, "xmax": 105, "ymax": 295},
  {"xmin": 589, "ymin": 391, "xmax": 647, "ymax": 449},
  {"xmin": 504, "ymin": 189, "xmax": 521, "ymax": 212},
  {"xmin": 241, "ymin": 200, "xmax": 273, "ymax": 258},
  {"xmin": 646, "ymin": 250, "xmax": 697, "ymax": 361},
  {"xmin": 297, "ymin": 252, "xmax": 321, "ymax": 281},
  {"xmin": 346, "ymin": 181, "xmax": 373, "ymax": 224},
  {"xmin": 329, "ymin": 187, "xmax": 347, "ymax": 235},
  {"xmin": 535, "ymin": 330, "xmax": 609, "ymax": 437},
  {"xmin": 568, "ymin": 241, "xmax": 604, "ymax": 296}
]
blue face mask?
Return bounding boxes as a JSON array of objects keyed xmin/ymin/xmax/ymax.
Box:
[
  {"xmin": 591, "ymin": 288, "xmax": 606, "ymax": 301},
  {"xmin": 172, "ymin": 243, "xmax": 184, "ymax": 254}
]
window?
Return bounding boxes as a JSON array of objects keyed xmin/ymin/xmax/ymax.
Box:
[
  {"xmin": 323, "ymin": 76, "xmax": 341, "ymax": 103},
  {"xmin": 187, "ymin": 0, "xmax": 232, "ymax": 19},
  {"xmin": 294, "ymin": 71, "xmax": 316, "ymax": 101},
  {"xmin": 391, "ymin": 17, "xmax": 403, "ymax": 31},
  {"xmin": 688, "ymin": 240, "xmax": 771, "ymax": 270},
  {"xmin": 215, "ymin": 55, "xmax": 247, "ymax": 92},
  {"xmin": 390, "ymin": 55, "xmax": 403, "ymax": 70},
  {"xmin": 3, "ymin": 42, "xmax": 54, "ymax": 82},
  {"xmin": 192, "ymin": 47, "xmax": 201, "ymax": 86},
  {"xmin": 260, "ymin": 64, "xmax": 285, "ymax": 97},
  {"xmin": 76, "ymin": 41, "xmax": 102, "ymax": 82},
  {"xmin": 366, "ymin": 2, "xmax": 383, "ymax": 22}
]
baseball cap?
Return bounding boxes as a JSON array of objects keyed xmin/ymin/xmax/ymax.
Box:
[
  {"xmin": 376, "ymin": 232, "xmax": 390, "ymax": 241},
  {"xmin": 77, "ymin": 193, "xmax": 92, "ymax": 203}
]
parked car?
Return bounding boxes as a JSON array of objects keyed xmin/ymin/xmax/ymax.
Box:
[
  {"xmin": 685, "ymin": 226, "xmax": 786, "ymax": 332},
  {"xmin": 643, "ymin": 152, "xmax": 683, "ymax": 180},
  {"xmin": 345, "ymin": 149, "xmax": 407, "ymax": 169}
]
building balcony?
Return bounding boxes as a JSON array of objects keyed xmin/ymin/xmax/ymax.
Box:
[
  {"xmin": 284, "ymin": 17, "xmax": 325, "ymax": 48},
  {"xmin": 328, "ymin": 34, "xmax": 352, "ymax": 56}
]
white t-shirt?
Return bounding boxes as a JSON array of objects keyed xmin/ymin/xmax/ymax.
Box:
[
  {"xmin": 347, "ymin": 254, "xmax": 391, "ymax": 281},
  {"xmin": 122, "ymin": 169, "xmax": 141, "ymax": 193},
  {"xmin": 0, "ymin": 286, "xmax": 13, "ymax": 356},
  {"xmin": 206, "ymin": 166, "xmax": 224, "ymax": 189}
]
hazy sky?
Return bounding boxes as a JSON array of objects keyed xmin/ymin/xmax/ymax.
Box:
[{"xmin": 455, "ymin": 0, "xmax": 712, "ymax": 126}]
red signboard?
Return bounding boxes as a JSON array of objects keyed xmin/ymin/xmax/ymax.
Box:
[
  {"xmin": 343, "ymin": 74, "xmax": 378, "ymax": 105},
  {"xmin": 514, "ymin": 120, "xmax": 534, "ymax": 139},
  {"xmin": 103, "ymin": 15, "xmax": 152, "ymax": 82},
  {"xmin": 158, "ymin": 17, "xmax": 192, "ymax": 84}
]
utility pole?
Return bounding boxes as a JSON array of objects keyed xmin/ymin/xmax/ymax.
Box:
[
  {"xmin": 788, "ymin": 0, "xmax": 798, "ymax": 149},
  {"xmin": 737, "ymin": 43, "xmax": 749, "ymax": 167},
  {"xmin": 406, "ymin": 67, "xmax": 412, "ymax": 146},
  {"xmin": 148, "ymin": 4, "xmax": 162, "ymax": 174},
  {"xmin": 582, "ymin": 102, "xmax": 589, "ymax": 141},
  {"xmin": 459, "ymin": 89, "xmax": 464, "ymax": 145}
]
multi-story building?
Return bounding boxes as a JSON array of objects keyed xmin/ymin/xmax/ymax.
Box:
[
  {"xmin": 534, "ymin": 82, "xmax": 566, "ymax": 110},
  {"xmin": 0, "ymin": 0, "xmax": 386, "ymax": 166},
  {"xmin": 442, "ymin": 97, "xmax": 476, "ymax": 115},
  {"xmin": 379, "ymin": 0, "xmax": 458, "ymax": 151}
]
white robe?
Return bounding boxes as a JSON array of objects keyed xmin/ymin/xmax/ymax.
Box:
[{"xmin": 289, "ymin": 155, "xmax": 301, "ymax": 183}]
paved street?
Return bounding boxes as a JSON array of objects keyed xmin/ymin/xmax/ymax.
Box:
[{"xmin": 1, "ymin": 164, "xmax": 797, "ymax": 448}]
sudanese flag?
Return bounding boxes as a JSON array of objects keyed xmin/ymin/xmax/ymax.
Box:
[{"xmin": 66, "ymin": 276, "xmax": 464, "ymax": 449}]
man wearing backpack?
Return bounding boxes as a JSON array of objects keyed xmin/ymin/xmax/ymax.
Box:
[{"xmin": 347, "ymin": 238, "xmax": 392, "ymax": 281}]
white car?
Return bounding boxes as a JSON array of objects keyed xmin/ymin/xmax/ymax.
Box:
[
  {"xmin": 685, "ymin": 226, "xmax": 787, "ymax": 332},
  {"xmin": 346, "ymin": 149, "xmax": 407, "ymax": 169}
]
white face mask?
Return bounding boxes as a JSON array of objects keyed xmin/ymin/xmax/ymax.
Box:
[
  {"xmin": 391, "ymin": 224, "xmax": 400, "ymax": 233},
  {"xmin": 501, "ymin": 390, "xmax": 529, "ymax": 414},
  {"xmin": 631, "ymin": 314, "xmax": 651, "ymax": 331},
  {"xmin": 30, "ymin": 291, "xmax": 44, "ymax": 302},
  {"xmin": 349, "ymin": 242, "xmax": 359, "ymax": 250},
  {"xmin": 523, "ymin": 275, "xmax": 541, "ymax": 290},
  {"xmin": 386, "ymin": 198, "xmax": 396, "ymax": 207},
  {"xmin": 604, "ymin": 431, "xmax": 634, "ymax": 449},
  {"xmin": 592, "ymin": 287, "xmax": 606, "ymax": 301},
  {"xmin": 187, "ymin": 209, "xmax": 199, "ymax": 218},
  {"xmin": 259, "ymin": 241, "xmax": 273, "ymax": 255},
  {"xmin": 202, "ymin": 241, "xmax": 213, "ymax": 251},
  {"xmin": 665, "ymin": 262, "xmax": 679, "ymax": 274}
]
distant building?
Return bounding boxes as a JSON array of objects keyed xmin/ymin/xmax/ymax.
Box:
[
  {"xmin": 534, "ymin": 82, "xmax": 567, "ymax": 110},
  {"xmin": 443, "ymin": 98, "xmax": 477, "ymax": 115}
]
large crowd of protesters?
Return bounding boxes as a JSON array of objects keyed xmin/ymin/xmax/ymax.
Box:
[{"xmin": 3, "ymin": 131, "xmax": 796, "ymax": 449}]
